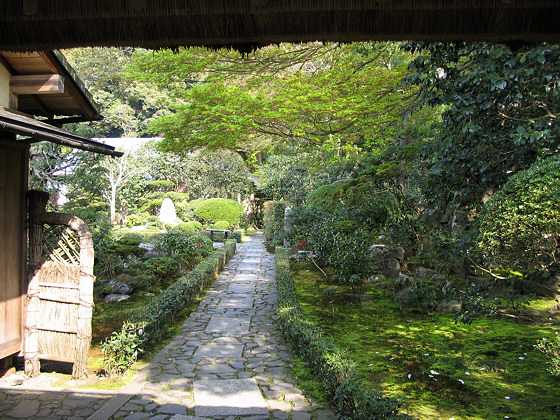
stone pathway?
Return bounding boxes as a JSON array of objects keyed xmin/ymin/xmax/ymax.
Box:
[{"xmin": 0, "ymin": 232, "xmax": 334, "ymax": 419}]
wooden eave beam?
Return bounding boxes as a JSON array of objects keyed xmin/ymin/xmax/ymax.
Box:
[{"xmin": 10, "ymin": 74, "xmax": 64, "ymax": 94}]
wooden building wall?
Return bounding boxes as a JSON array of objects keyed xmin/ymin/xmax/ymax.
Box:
[{"xmin": 0, "ymin": 137, "xmax": 28, "ymax": 361}]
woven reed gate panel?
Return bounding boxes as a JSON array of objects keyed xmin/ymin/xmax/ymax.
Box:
[
  {"xmin": 36, "ymin": 225, "xmax": 81, "ymax": 363},
  {"xmin": 25, "ymin": 190, "xmax": 94, "ymax": 379}
]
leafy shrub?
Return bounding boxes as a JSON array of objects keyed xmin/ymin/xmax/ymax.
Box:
[
  {"xmin": 175, "ymin": 201, "xmax": 191, "ymax": 220},
  {"xmin": 194, "ymin": 198, "xmax": 244, "ymax": 226},
  {"xmin": 475, "ymin": 155, "xmax": 560, "ymax": 271},
  {"xmin": 114, "ymin": 244, "xmax": 146, "ymax": 259},
  {"xmin": 187, "ymin": 198, "xmax": 206, "ymax": 211},
  {"xmin": 263, "ymin": 200, "xmax": 287, "ymax": 246},
  {"xmin": 101, "ymin": 321, "xmax": 143, "ymax": 377},
  {"xmin": 125, "ymin": 213, "xmax": 149, "ymax": 228},
  {"xmin": 306, "ymin": 184, "xmax": 339, "ymax": 211},
  {"xmin": 229, "ymin": 230, "xmax": 243, "ymax": 243},
  {"xmin": 146, "ymin": 215, "xmax": 164, "ymax": 228},
  {"xmin": 145, "ymin": 257, "xmax": 181, "ymax": 283},
  {"xmin": 117, "ymin": 233, "xmax": 143, "ymax": 246},
  {"xmin": 163, "ymin": 191, "xmax": 190, "ymax": 202},
  {"xmin": 275, "ymin": 247, "xmax": 410, "ymax": 419},
  {"xmin": 537, "ymin": 334, "xmax": 560, "ymax": 375},
  {"xmin": 146, "ymin": 179, "xmax": 175, "ymax": 191},
  {"xmin": 213, "ymin": 220, "xmax": 230, "ymax": 230},
  {"xmin": 140, "ymin": 199, "xmax": 164, "ymax": 215},
  {"xmin": 306, "ymin": 215, "xmax": 376, "ymax": 290},
  {"xmin": 153, "ymin": 231, "xmax": 213, "ymax": 256},
  {"xmin": 174, "ymin": 221, "xmax": 203, "ymax": 232}
]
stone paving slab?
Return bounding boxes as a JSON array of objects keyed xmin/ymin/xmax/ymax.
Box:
[
  {"xmin": 193, "ymin": 342, "xmax": 244, "ymax": 360},
  {"xmin": 193, "ymin": 378, "xmax": 268, "ymax": 417},
  {"xmin": 218, "ymin": 296, "xmax": 254, "ymax": 309},
  {"xmin": 228, "ymin": 283, "xmax": 255, "ymax": 294},
  {"xmin": 205, "ymin": 315, "xmax": 251, "ymax": 334}
]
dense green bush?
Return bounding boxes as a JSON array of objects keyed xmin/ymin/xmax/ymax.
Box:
[
  {"xmin": 145, "ymin": 257, "xmax": 181, "ymax": 283},
  {"xmin": 537, "ymin": 334, "xmax": 560, "ymax": 376},
  {"xmin": 306, "ymin": 184, "xmax": 340, "ymax": 211},
  {"xmin": 194, "ymin": 198, "xmax": 244, "ymax": 226},
  {"xmin": 213, "ymin": 220, "xmax": 230, "ymax": 230},
  {"xmin": 174, "ymin": 221, "xmax": 203, "ymax": 232},
  {"xmin": 100, "ymin": 322, "xmax": 142, "ymax": 377},
  {"xmin": 229, "ymin": 230, "xmax": 243, "ymax": 243},
  {"xmin": 163, "ymin": 191, "xmax": 190, "ymax": 202},
  {"xmin": 187, "ymin": 198, "xmax": 206, "ymax": 211},
  {"xmin": 116, "ymin": 232, "xmax": 144, "ymax": 246},
  {"xmin": 125, "ymin": 213, "xmax": 150, "ymax": 228},
  {"xmin": 263, "ymin": 200, "xmax": 287, "ymax": 246},
  {"xmin": 140, "ymin": 198, "xmax": 163, "ymax": 215},
  {"xmin": 146, "ymin": 215, "xmax": 164, "ymax": 228},
  {"xmin": 153, "ymin": 231, "xmax": 213, "ymax": 256},
  {"xmin": 275, "ymin": 247, "xmax": 409, "ymax": 419},
  {"xmin": 308, "ymin": 216, "xmax": 376, "ymax": 292},
  {"xmin": 475, "ymin": 155, "xmax": 560, "ymax": 271}
]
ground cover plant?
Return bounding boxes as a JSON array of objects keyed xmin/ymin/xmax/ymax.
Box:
[{"xmin": 290, "ymin": 260, "xmax": 560, "ymax": 419}]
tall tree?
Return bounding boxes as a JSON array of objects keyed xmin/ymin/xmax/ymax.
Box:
[
  {"xmin": 402, "ymin": 42, "xmax": 560, "ymax": 208},
  {"xmin": 128, "ymin": 43, "xmax": 416, "ymax": 155},
  {"xmin": 63, "ymin": 47, "xmax": 174, "ymax": 137}
]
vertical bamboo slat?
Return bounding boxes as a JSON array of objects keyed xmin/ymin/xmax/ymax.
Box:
[{"xmin": 25, "ymin": 190, "xmax": 49, "ymax": 377}]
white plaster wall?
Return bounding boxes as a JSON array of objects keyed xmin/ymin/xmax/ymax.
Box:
[{"xmin": 0, "ymin": 65, "xmax": 10, "ymax": 108}]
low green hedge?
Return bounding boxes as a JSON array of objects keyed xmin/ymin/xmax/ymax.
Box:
[
  {"xmin": 102, "ymin": 240, "xmax": 237, "ymax": 374},
  {"xmin": 275, "ymin": 247, "xmax": 410, "ymax": 419}
]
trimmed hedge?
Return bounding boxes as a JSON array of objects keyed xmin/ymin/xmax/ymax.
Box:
[
  {"xmin": 194, "ymin": 198, "xmax": 244, "ymax": 226},
  {"xmin": 275, "ymin": 247, "xmax": 410, "ymax": 419}
]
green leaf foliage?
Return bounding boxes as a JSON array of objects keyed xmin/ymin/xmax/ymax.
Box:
[
  {"xmin": 130, "ymin": 43, "xmax": 415, "ymax": 155},
  {"xmin": 194, "ymin": 198, "xmax": 244, "ymax": 226},
  {"xmin": 475, "ymin": 155, "xmax": 560, "ymax": 271},
  {"xmin": 403, "ymin": 42, "xmax": 560, "ymax": 208}
]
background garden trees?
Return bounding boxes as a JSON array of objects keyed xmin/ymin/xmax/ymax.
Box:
[
  {"xmin": 58, "ymin": 141, "xmax": 253, "ymax": 226},
  {"xmin": 63, "ymin": 47, "xmax": 174, "ymax": 138}
]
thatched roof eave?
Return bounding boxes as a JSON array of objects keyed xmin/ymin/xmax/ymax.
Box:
[{"xmin": 1, "ymin": 1, "xmax": 559, "ymax": 52}]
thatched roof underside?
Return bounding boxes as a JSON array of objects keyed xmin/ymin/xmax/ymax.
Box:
[{"xmin": 1, "ymin": 1, "xmax": 559, "ymax": 52}]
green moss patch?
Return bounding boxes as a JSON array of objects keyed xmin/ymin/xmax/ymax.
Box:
[{"xmin": 292, "ymin": 261, "xmax": 560, "ymax": 419}]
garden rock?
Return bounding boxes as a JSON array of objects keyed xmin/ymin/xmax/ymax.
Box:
[
  {"xmin": 159, "ymin": 197, "xmax": 177, "ymax": 225},
  {"xmin": 436, "ymin": 300, "xmax": 462, "ymax": 314},
  {"xmin": 415, "ymin": 267, "xmax": 435, "ymax": 279},
  {"xmin": 104, "ymin": 278, "xmax": 134, "ymax": 295},
  {"xmin": 383, "ymin": 258, "xmax": 401, "ymax": 278},
  {"xmin": 104, "ymin": 294, "xmax": 130, "ymax": 303},
  {"xmin": 371, "ymin": 245, "xmax": 405, "ymax": 278}
]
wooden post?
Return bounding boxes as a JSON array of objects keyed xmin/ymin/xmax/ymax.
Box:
[
  {"xmin": 24, "ymin": 190, "xmax": 49, "ymax": 377},
  {"xmin": 71, "ymin": 216, "xmax": 94, "ymax": 379}
]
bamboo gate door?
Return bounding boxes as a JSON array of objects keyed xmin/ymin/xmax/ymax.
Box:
[{"xmin": 24, "ymin": 190, "xmax": 94, "ymax": 379}]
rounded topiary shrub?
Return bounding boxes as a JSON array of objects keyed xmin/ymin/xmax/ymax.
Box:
[
  {"xmin": 475, "ymin": 155, "xmax": 560, "ymax": 270},
  {"xmin": 213, "ymin": 220, "xmax": 230, "ymax": 230},
  {"xmin": 194, "ymin": 198, "xmax": 244, "ymax": 227},
  {"xmin": 173, "ymin": 221, "xmax": 203, "ymax": 232}
]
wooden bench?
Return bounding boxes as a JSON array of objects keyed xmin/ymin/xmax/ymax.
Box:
[{"xmin": 207, "ymin": 229, "xmax": 230, "ymax": 241}]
